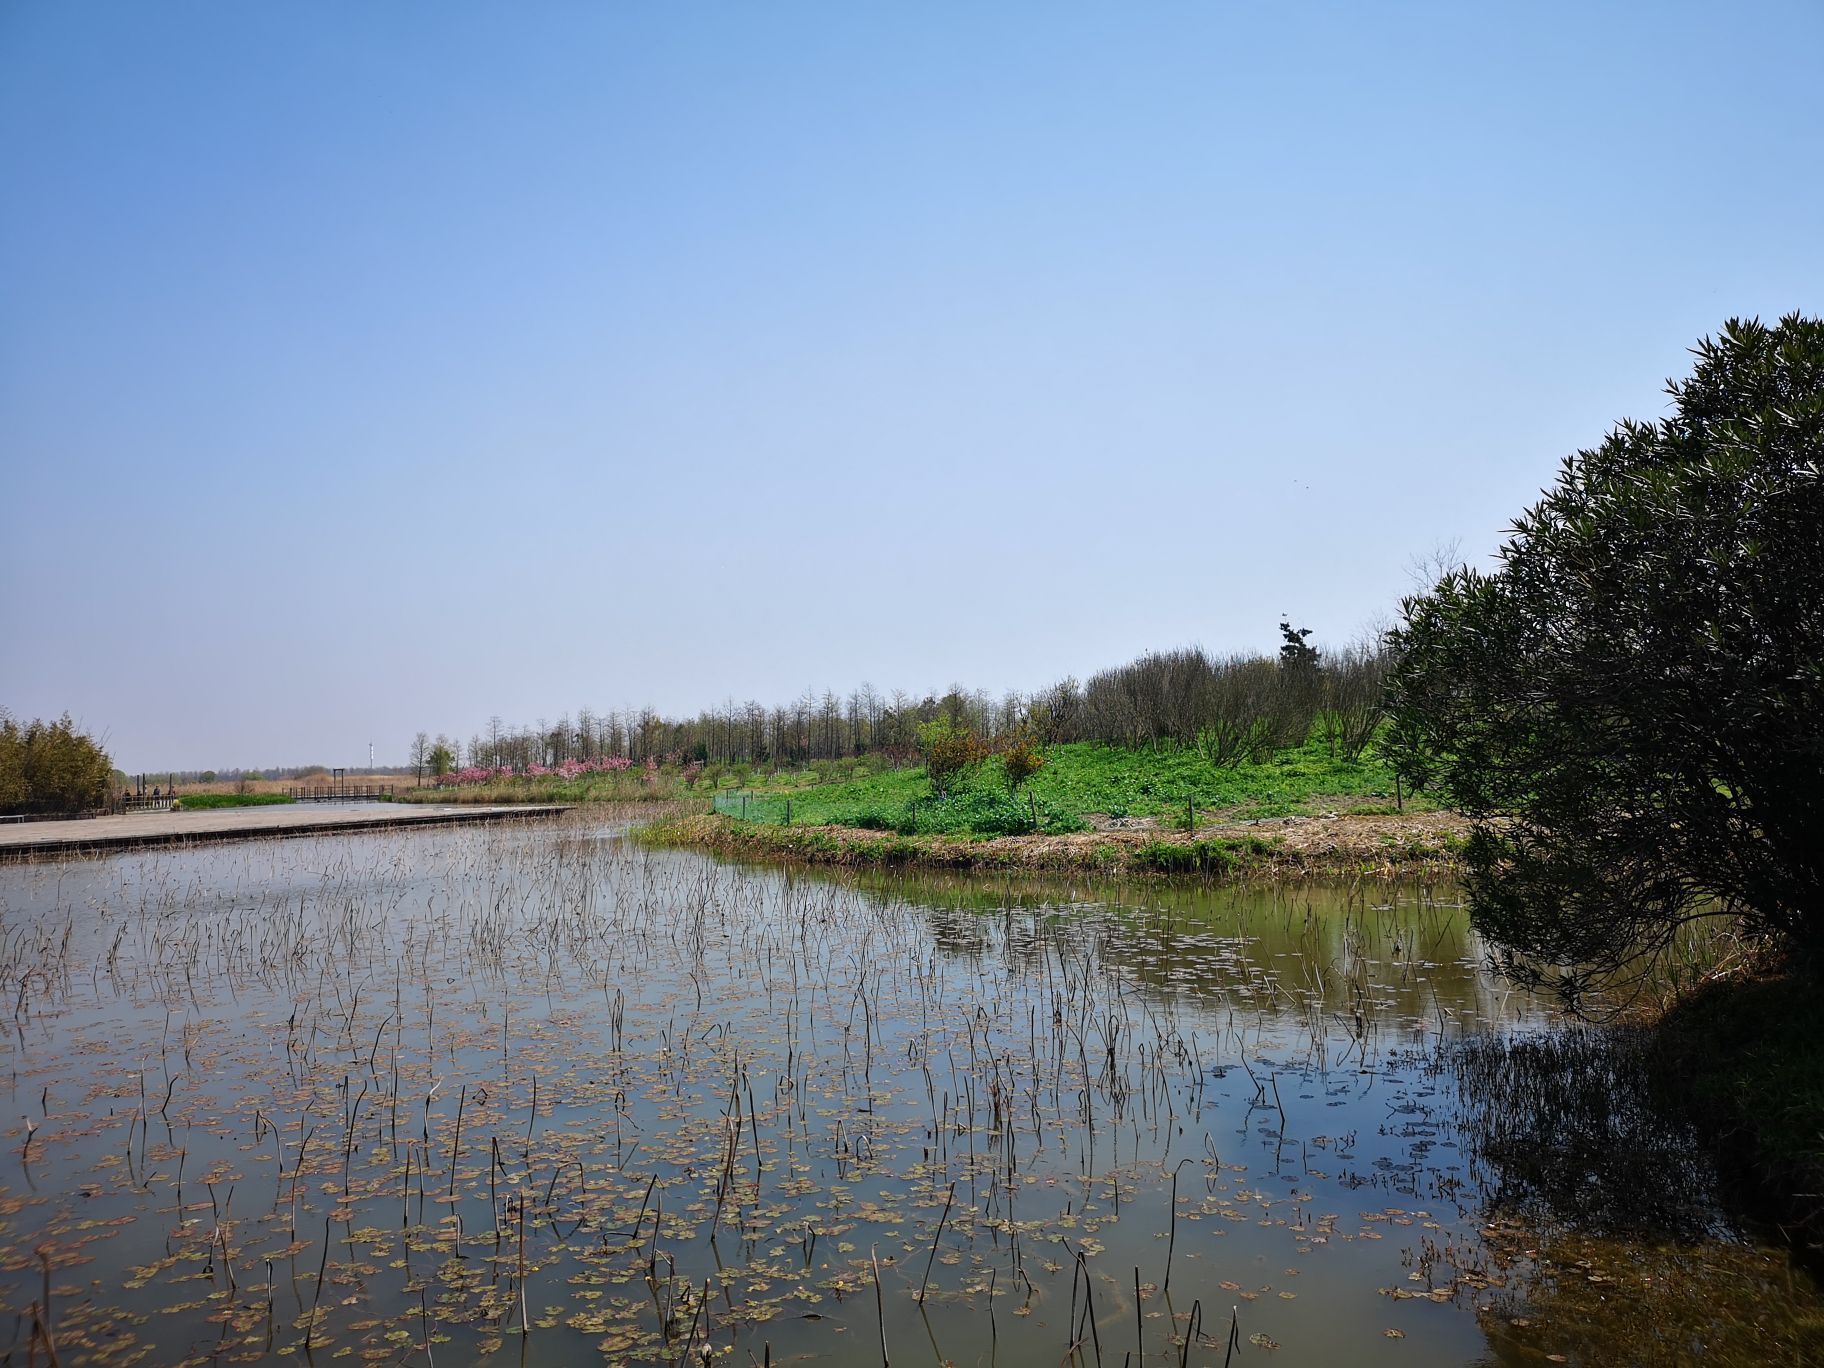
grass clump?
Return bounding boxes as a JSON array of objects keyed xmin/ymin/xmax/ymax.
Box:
[{"xmin": 1130, "ymin": 837, "xmax": 1276, "ymax": 874}]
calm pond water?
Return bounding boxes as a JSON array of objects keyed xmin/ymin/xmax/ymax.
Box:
[{"xmin": 1, "ymin": 815, "xmax": 1818, "ymax": 1365}]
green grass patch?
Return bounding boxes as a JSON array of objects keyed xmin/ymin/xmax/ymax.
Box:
[
  {"xmin": 714, "ymin": 735, "xmax": 1416, "ymax": 838},
  {"xmin": 1028, "ymin": 736, "xmax": 1413, "ymax": 820},
  {"xmin": 175, "ymin": 792, "xmax": 296, "ymax": 810}
]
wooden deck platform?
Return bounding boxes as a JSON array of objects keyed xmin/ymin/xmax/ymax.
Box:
[{"xmin": 0, "ymin": 803, "xmax": 572, "ymax": 861}]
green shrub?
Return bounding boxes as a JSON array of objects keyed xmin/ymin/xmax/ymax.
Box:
[
  {"xmin": 999, "ymin": 724, "xmax": 1046, "ymax": 794},
  {"xmin": 918, "ymin": 718, "xmax": 986, "ymax": 797}
]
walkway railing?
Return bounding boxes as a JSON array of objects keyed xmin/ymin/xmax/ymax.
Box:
[{"xmin": 284, "ymin": 785, "xmax": 396, "ymax": 802}]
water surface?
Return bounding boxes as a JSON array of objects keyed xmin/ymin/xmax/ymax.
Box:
[{"xmin": 0, "ymin": 817, "xmax": 1815, "ymax": 1364}]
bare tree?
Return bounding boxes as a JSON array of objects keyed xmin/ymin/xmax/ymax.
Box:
[
  {"xmin": 1405, "ymin": 537, "xmax": 1465, "ymax": 596},
  {"xmin": 1318, "ymin": 621, "xmax": 1395, "ymax": 759}
]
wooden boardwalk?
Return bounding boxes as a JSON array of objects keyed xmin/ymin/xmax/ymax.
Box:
[{"xmin": 0, "ymin": 803, "xmax": 571, "ymax": 861}]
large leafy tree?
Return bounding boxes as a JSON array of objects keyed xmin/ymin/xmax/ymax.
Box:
[{"xmin": 1387, "ymin": 315, "xmax": 1823, "ymax": 997}]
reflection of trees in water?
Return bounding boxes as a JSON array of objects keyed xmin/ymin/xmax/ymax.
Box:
[
  {"xmin": 871, "ymin": 868, "xmax": 1532, "ymax": 1031},
  {"xmin": 1439, "ymin": 1030, "xmax": 1824, "ymax": 1364},
  {"xmin": 1448, "ymin": 1028, "xmax": 1730, "ymax": 1241},
  {"xmin": 810, "ymin": 863, "xmax": 1824, "ymax": 1363}
]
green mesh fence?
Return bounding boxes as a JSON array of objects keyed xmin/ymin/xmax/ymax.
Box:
[{"xmin": 710, "ymin": 790, "xmax": 798, "ymax": 824}]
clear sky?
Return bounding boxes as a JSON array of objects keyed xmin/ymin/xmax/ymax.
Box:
[{"xmin": 4, "ymin": 2, "xmax": 1821, "ymax": 772}]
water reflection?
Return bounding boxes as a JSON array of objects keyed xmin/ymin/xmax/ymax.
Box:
[{"xmin": 1448, "ymin": 1029, "xmax": 1729, "ymax": 1241}]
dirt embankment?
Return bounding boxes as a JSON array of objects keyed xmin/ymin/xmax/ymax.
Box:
[{"xmin": 642, "ymin": 808, "xmax": 1468, "ymax": 879}]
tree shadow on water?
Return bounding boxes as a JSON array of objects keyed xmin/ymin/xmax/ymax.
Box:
[
  {"xmin": 1447, "ymin": 1027, "xmax": 1732, "ymax": 1243},
  {"xmin": 1446, "ymin": 1030, "xmax": 1824, "ymax": 1364}
]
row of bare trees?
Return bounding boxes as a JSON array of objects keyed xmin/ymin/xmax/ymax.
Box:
[
  {"xmin": 1031, "ymin": 625, "xmax": 1392, "ymax": 763},
  {"xmin": 412, "ymin": 623, "xmax": 1395, "ymax": 775},
  {"xmin": 411, "ymin": 686, "xmax": 1035, "ymax": 776}
]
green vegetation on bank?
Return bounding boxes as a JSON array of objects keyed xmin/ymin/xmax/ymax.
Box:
[
  {"xmin": 173, "ymin": 792, "xmax": 296, "ymax": 810},
  {"xmin": 711, "ymin": 734, "xmax": 1419, "ymax": 836},
  {"xmin": 394, "ymin": 733, "xmax": 1414, "ymax": 825},
  {"xmin": 1129, "ymin": 836, "xmax": 1280, "ymax": 873},
  {"xmin": 640, "ymin": 812, "xmax": 1463, "ymax": 879}
]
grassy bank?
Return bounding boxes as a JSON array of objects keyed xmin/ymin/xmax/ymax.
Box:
[
  {"xmin": 173, "ymin": 792, "xmax": 296, "ymax": 810},
  {"xmin": 712, "ymin": 735, "xmax": 1426, "ymax": 835},
  {"xmin": 390, "ymin": 735, "xmax": 1417, "ymax": 825},
  {"xmin": 1650, "ymin": 957, "xmax": 1824, "ymax": 1255},
  {"xmin": 642, "ymin": 810, "xmax": 1464, "ymax": 879},
  {"xmin": 641, "ymin": 733, "xmax": 1459, "ymax": 877}
]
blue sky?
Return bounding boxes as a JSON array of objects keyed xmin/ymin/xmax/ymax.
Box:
[{"xmin": 4, "ymin": 2, "xmax": 1821, "ymax": 771}]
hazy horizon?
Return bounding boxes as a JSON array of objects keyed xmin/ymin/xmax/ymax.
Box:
[{"xmin": 6, "ymin": 3, "xmax": 1821, "ymax": 772}]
